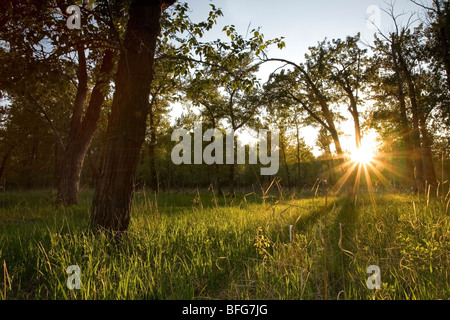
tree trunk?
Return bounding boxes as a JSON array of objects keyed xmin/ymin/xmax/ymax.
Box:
[
  {"xmin": 290, "ymin": 93, "xmax": 344, "ymax": 161},
  {"xmin": 210, "ymin": 117, "xmax": 222, "ymax": 195},
  {"xmin": 418, "ymin": 112, "xmax": 437, "ymax": 184},
  {"xmin": 57, "ymin": 139, "xmax": 87, "ymax": 204},
  {"xmin": 229, "ymin": 163, "xmax": 235, "ymax": 196},
  {"xmin": 148, "ymin": 100, "xmax": 159, "ymax": 193},
  {"xmin": 26, "ymin": 144, "xmax": 38, "ymax": 188},
  {"xmin": 391, "ymin": 39, "xmax": 416, "ymax": 189},
  {"xmin": 90, "ymin": 0, "xmax": 175, "ymax": 233},
  {"xmin": 398, "ymin": 52, "xmax": 425, "ymax": 188},
  {"xmin": 228, "ymin": 127, "xmax": 237, "ymax": 196},
  {"xmin": 348, "ymin": 95, "xmax": 362, "ymax": 149},
  {"xmin": 347, "ymin": 97, "xmax": 362, "ymax": 201},
  {"xmin": 329, "ymin": 125, "xmax": 344, "ymax": 159},
  {"xmin": 439, "ymin": 27, "xmax": 450, "ymax": 92},
  {"xmin": 398, "ymin": 95, "xmax": 416, "ymax": 189},
  {"xmin": 317, "ymin": 102, "xmax": 344, "ymax": 159},
  {"xmin": 305, "ymin": 69, "xmax": 345, "ymax": 161},
  {"xmin": 86, "ymin": 148, "xmax": 100, "ymax": 186},
  {"xmin": 214, "ymin": 162, "xmax": 222, "ymax": 195},
  {"xmin": 326, "ymin": 145, "xmax": 336, "ymax": 186},
  {"xmin": 57, "ymin": 49, "xmax": 115, "ymax": 205},
  {"xmin": 0, "ymin": 145, "xmax": 13, "ymax": 182},
  {"xmin": 280, "ymin": 131, "xmax": 292, "ymax": 188},
  {"xmin": 0, "ymin": 154, "xmax": 8, "ymax": 182},
  {"xmin": 56, "ymin": 46, "xmax": 87, "ymax": 204},
  {"xmin": 410, "ymin": 104, "xmax": 425, "ymax": 188},
  {"xmin": 284, "ymin": 61, "xmax": 345, "ymax": 163},
  {"xmin": 295, "ymin": 122, "xmax": 302, "ymax": 190},
  {"xmin": 397, "ymin": 44, "xmax": 437, "ymax": 184}
]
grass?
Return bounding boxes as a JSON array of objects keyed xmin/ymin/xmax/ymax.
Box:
[{"xmin": 0, "ymin": 188, "xmax": 448, "ymax": 300}]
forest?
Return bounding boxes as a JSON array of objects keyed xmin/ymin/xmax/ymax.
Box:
[{"xmin": 0, "ymin": 0, "xmax": 449, "ymax": 302}]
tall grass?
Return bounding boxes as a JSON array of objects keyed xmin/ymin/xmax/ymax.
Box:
[{"xmin": 0, "ymin": 188, "xmax": 448, "ymax": 300}]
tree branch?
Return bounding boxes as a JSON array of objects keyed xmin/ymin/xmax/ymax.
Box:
[{"xmin": 28, "ymin": 93, "xmax": 65, "ymax": 151}]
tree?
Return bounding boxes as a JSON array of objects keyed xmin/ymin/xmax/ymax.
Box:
[
  {"xmin": 370, "ymin": 4, "xmax": 438, "ymax": 189},
  {"xmin": 180, "ymin": 24, "xmax": 286, "ymax": 195},
  {"xmin": 147, "ymin": 56, "xmax": 180, "ymax": 193},
  {"xmin": 218, "ymin": 55, "xmax": 262, "ymax": 195},
  {"xmin": 262, "ymin": 87, "xmax": 297, "ymax": 188},
  {"xmin": 323, "ymin": 34, "xmax": 371, "ymax": 150},
  {"xmin": 189, "ymin": 51, "xmax": 267, "ymax": 195},
  {"xmin": 292, "ymin": 108, "xmax": 308, "ymax": 190},
  {"xmin": 413, "ymin": 0, "xmax": 450, "ymax": 91},
  {"xmin": 316, "ymin": 126, "xmax": 337, "ymax": 185},
  {"xmin": 371, "ymin": 32, "xmax": 418, "ymax": 188},
  {"xmin": 396, "ymin": 28, "xmax": 437, "ymax": 185},
  {"xmin": 90, "ymin": 0, "xmax": 176, "ymax": 233},
  {"xmin": 56, "ymin": 48, "xmax": 115, "ymax": 204},
  {"xmin": 264, "ymin": 66, "xmax": 345, "ymax": 162},
  {"xmin": 0, "ymin": 92, "xmax": 57, "ymax": 188},
  {"xmin": 0, "ymin": 0, "xmax": 120, "ymax": 204},
  {"xmin": 185, "ymin": 75, "xmax": 227, "ymax": 194}
]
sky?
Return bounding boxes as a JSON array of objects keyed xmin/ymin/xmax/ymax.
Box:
[{"xmin": 170, "ymin": 0, "xmax": 425, "ymax": 156}]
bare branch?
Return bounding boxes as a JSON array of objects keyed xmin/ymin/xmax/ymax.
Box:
[{"xmin": 410, "ymin": 0, "xmax": 437, "ymax": 13}]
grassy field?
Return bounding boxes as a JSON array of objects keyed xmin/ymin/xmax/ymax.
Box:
[{"xmin": 0, "ymin": 188, "xmax": 448, "ymax": 300}]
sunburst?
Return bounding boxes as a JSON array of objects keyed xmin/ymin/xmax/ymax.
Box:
[
  {"xmin": 331, "ymin": 132, "xmax": 390, "ymax": 206},
  {"xmin": 350, "ymin": 144, "xmax": 375, "ymax": 165}
]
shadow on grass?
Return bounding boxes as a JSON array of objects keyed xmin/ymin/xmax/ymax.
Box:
[{"xmin": 292, "ymin": 197, "xmax": 347, "ymax": 234}]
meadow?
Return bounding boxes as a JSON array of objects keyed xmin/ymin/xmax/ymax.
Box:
[{"xmin": 0, "ymin": 187, "xmax": 448, "ymax": 300}]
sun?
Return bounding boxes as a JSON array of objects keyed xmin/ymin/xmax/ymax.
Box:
[
  {"xmin": 348, "ymin": 131, "xmax": 379, "ymax": 165},
  {"xmin": 333, "ymin": 130, "xmax": 388, "ymax": 207},
  {"xmin": 350, "ymin": 145, "xmax": 375, "ymax": 165}
]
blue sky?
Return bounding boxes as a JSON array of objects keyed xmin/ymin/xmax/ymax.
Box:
[
  {"xmin": 187, "ymin": 0, "xmax": 420, "ymax": 67},
  {"xmin": 172, "ymin": 0, "xmax": 425, "ymax": 155}
]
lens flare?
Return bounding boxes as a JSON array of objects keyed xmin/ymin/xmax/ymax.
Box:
[
  {"xmin": 330, "ymin": 131, "xmax": 391, "ymax": 208},
  {"xmin": 350, "ymin": 145, "xmax": 375, "ymax": 165}
]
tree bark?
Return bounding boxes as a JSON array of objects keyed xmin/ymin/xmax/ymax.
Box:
[
  {"xmin": 90, "ymin": 0, "xmax": 175, "ymax": 233},
  {"xmin": 57, "ymin": 49, "xmax": 115, "ymax": 205}
]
